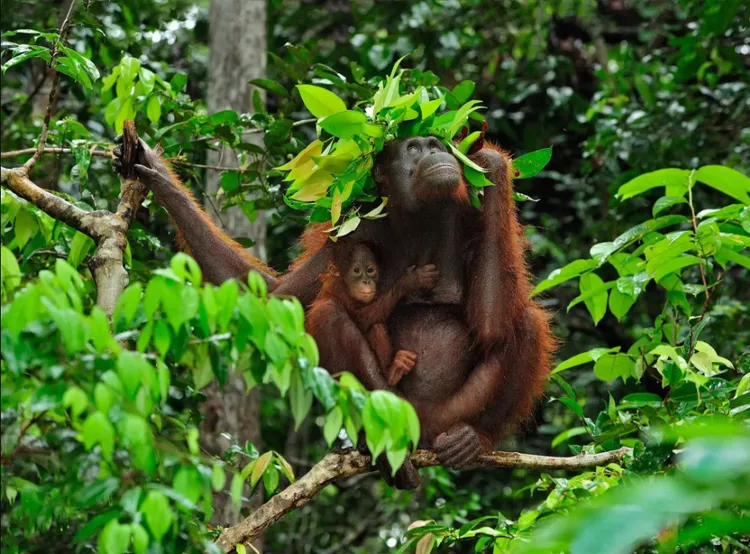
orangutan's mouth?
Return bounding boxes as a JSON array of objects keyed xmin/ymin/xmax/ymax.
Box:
[{"xmin": 421, "ymin": 163, "xmax": 459, "ymax": 179}]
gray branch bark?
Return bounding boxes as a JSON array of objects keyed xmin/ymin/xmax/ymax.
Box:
[
  {"xmin": 1, "ymin": 166, "xmax": 146, "ymax": 315},
  {"xmin": 215, "ymin": 446, "xmax": 633, "ymax": 552},
  {"xmin": 201, "ymin": 0, "xmax": 267, "ymax": 531}
]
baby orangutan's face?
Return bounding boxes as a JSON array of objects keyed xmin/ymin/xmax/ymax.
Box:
[{"xmin": 344, "ymin": 245, "xmax": 379, "ymax": 304}]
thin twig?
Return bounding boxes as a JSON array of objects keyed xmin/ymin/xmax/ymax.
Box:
[
  {"xmin": 1, "ymin": 72, "xmax": 50, "ymax": 139},
  {"xmin": 2, "ymin": 146, "xmax": 248, "ymax": 172},
  {"xmin": 1, "ymin": 146, "xmax": 111, "ymax": 159},
  {"xmin": 686, "ymin": 170, "xmax": 711, "ymax": 319},
  {"xmin": 193, "ymin": 117, "xmax": 317, "ymax": 144},
  {"xmin": 215, "ymin": 446, "xmax": 632, "ymax": 552},
  {"xmin": 22, "ymin": 0, "xmax": 77, "ymax": 175},
  {"xmin": 30, "ymin": 249, "xmax": 68, "ymax": 259},
  {"xmin": 0, "ymin": 412, "xmax": 47, "ymax": 467}
]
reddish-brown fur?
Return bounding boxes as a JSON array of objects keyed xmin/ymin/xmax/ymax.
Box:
[
  {"xmin": 164, "ymin": 166, "xmax": 279, "ymax": 279},
  {"xmin": 307, "ymin": 242, "xmax": 436, "ymax": 389},
  {"xmin": 116, "ymin": 133, "xmax": 557, "ymax": 487}
]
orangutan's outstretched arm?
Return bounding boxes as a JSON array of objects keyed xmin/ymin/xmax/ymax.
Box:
[{"xmin": 113, "ymin": 138, "xmax": 278, "ymax": 287}]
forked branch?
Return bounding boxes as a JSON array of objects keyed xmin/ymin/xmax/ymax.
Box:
[
  {"xmin": 215, "ymin": 446, "xmax": 632, "ymax": 552},
  {"xmin": 1, "ymin": 122, "xmax": 150, "ymax": 315}
]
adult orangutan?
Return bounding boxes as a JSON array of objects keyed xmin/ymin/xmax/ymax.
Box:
[{"xmin": 114, "ymin": 132, "xmax": 556, "ymax": 488}]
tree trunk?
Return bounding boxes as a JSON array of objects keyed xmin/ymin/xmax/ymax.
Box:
[{"xmin": 202, "ymin": 0, "xmax": 267, "ymax": 532}]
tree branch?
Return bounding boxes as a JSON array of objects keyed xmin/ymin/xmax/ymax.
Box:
[
  {"xmin": 22, "ymin": 0, "xmax": 78, "ymax": 175},
  {"xmin": 1, "ymin": 146, "xmax": 112, "ymax": 160},
  {"xmin": 2, "ymin": 117, "xmax": 156, "ymax": 316},
  {"xmin": 1, "ymin": 166, "xmax": 95, "ymax": 232},
  {"xmin": 1, "ymin": 146, "xmax": 250, "ymax": 172},
  {"xmin": 215, "ymin": 446, "xmax": 632, "ymax": 552}
]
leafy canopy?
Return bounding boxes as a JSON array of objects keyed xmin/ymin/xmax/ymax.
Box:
[{"xmin": 276, "ymin": 57, "xmax": 551, "ymax": 237}]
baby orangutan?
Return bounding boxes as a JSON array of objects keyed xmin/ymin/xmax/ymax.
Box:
[{"xmin": 306, "ymin": 242, "xmax": 439, "ymax": 388}]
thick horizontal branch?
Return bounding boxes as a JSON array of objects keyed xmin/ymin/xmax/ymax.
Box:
[
  {"xmin": 215, "ymin": 446, "xmax": 632, "ymax": 552},
  {"xmin": 2, "ymin": 164, "xmax": 143, "ymax": 315},
  {"xmin": 1, "ymin": 166, "xmax": 98, "ymax": 234}
]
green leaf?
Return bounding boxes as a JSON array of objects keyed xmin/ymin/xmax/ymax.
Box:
[
  {"xmin": 289, "ymin": 370, "xmax": 313, "ymax": 431},
  {"xmin": 220, "ymin": 171, "xmax": 240, "ymax": 193},
  {"xmin": 695, "ymin": 165, "xmax": 750, "ymax": 204},
  {"xmin": 553, "ymin": 347, "xmax": 620, "ymax": 374},
  {"xmin": 212, "ymin": 464, "xmax": 226, "ymax": 491},
  {"xmin": 173, "ymin": 466, "xmax": 202, "ymax": 505},
  {"xmin": 230, "ymin": 473, "xmax": 243, "ymax": 510},
  {"xmin": 594, "ymin": 353, "xmax": 636, "ymax": 382},
  {"xmin": 333, "ymin": 215, "xmax": 361, "ymax": 238},
  {"xmin": 446, "ymin": 100, "xmax": 484, "ymax": 138},
  {"xmin": 1, "ymin": 45, "xmax": 51, "ymax": 74},
  {"xmin": 145, "ymin": 95, "xmax": 161, "ymax": 124},
  {"xmin": 568, "ymin": 277, "xmax": 615, "ymax": 318},
  {"xmin": 617, "ymin": 169, "xmax": 688, "ymax": 200},
  {"xmin": 557, "ymin": 396, "xmax": 584, "ymax": 418},
  {"xmin": 250, "ymin": 78, "xmax": 289, "ymax": 97},
  {"xmin": 652, "ymin": 195, "xmax": 687, "ymax": 217},
  {"xmin": 609, "ymin": 287, "xmax": 636, "ymax": 321},
  {"xmin": 297, "ymin": 84, "xmax": 347, "ymax": 118},
  {"xmin": 323, "ymin": 406, "xmax": 343, "ymax": 446},
  {"xmin": 170, "ymin": 73, "xmax": 187, "ymax": 92},
  {"xmin": 551, "ymin": 427, "xmax": 588, "ymax": 448},
  {"xmin": 67, "ymin": 231, "xmax": 94, "ymax": 268},
  {"xmin": 14, "ymin": 209, "xmax": 37, "ymax": 249},
  {"xmin": 458, "ymin": 131, "xmax": 481, "ymax": 155},
  {"xmin": 208, "ymin": 109, "xmax": 239, "ymax": 125},
  {"xmin": 117, "ymin": 351, "xmax": 151, "ymax": 400},
  {"xmin": 62, "ymin": 386, "xmax": 88, "ymax": 418},
  {"xmin": 418, "ymin": 98, "xmax": 443, "ymax": 120},
  {"xmin": 318, "ymin": 110, "xmax": 367, "ymax": 138},
  {"xmin": 652, "ymin": 255, "xmax": 701, "ymax": 283},
  {"xmin": 619, "ymin": 393, "xmax": 663, "ymax": 408},
  {"xmin": 82, "ymin": 411, "xmax": 115, "ymax": 460},
  {"xmin": 130, "ymin": 524, "xmax": 149, "ymax": 554},
  {"xmin": 140, "ymin": 490, "xmax": 173, "ymax": 541},
  {"xmin": 533, "ymin": 259, "xmax": 598, "ymax": 296},
  {"xmin": 716, "ymin": 246, "xmax": 750, "ymax": 270},
  {"xmin": 98, "ymin": 520, "xmax": 130, "ymax": 554},
  {"xmin": 513, "ymin": 148, "xmax": 552, "ymax": 179},
  {"xmin": 251, "ymin": 452, "xmax": 272, "ymax": 488},
  {"xmin": 262, "ymin": 465, "xmax": 280, "ymax": 494},
  {"xmin": 309, "ymin": 366, "xmax": 337, "ymax": 410},
  {"xmin": 0, "ymin": 246, "xmax": 21, "ymax": 292},
  {"xmin": 452, "ymin": 80, "xmax": 476, "ymax": 103},
  {"xmin": 464, "ymin": 165, "xmax": 494, "ymax": 188},
  {"xmin": 119, "ymin": 56, "xmax": 141, "ymax": 83},
  {"xmin": 445, "ymin": 140, "xmax": 487, "ymax": 173},
  {"xmin": 60, "ymin": 46, "xmax": 100, "ymax": 84}
]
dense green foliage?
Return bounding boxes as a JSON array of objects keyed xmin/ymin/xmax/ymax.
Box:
[{"xmin": 2, "ymin": 1, "xmax": 749, "ymax": 553}]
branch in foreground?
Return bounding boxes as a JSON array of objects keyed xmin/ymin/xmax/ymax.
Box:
[
  {"xmin": 215, "ymin": 446, "xmax": 632, "ymax": 552},
  {"xmin": 2, "ymin": 121, "xmax": 152, "ymax": 315}
]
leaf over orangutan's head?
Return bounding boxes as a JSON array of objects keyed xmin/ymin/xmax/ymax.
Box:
[{"xmin": 277, "ymin": 59, "xmax": 549, "ymax": 238}]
